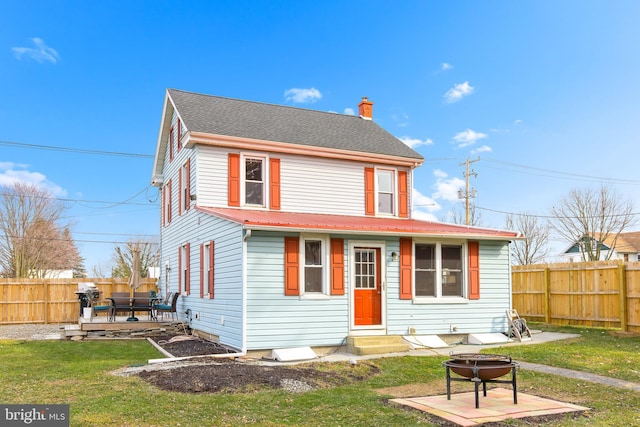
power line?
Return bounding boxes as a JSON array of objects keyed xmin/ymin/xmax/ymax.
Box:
[
  {"xmin": 476, "ymin": 205, "xmax": 640, "ymax": 220},
  {"xmin": 484, "ymin": 158, "xmax": 640, "ymax": 185},
  {"xmin": 0, "ymin": 188, "xmax": 158, "ymax": 208},
  {"xmin": 0, "ymin": 140, "xmax": 153, "ymax": 158}
]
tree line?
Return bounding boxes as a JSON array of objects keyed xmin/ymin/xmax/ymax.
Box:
[{"xmin": 0, "ymin": 183, "xmax": 157, "ymax": 278}]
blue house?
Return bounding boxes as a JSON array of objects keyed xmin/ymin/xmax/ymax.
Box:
[{"xmin": 151, "ymin": 89, "xmax": 520, "ymax": 354}]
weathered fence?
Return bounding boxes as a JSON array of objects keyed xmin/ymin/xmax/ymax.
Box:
[
  {"xmin": 512, "ymin": 261, "xmax": 640, "ymax": 332},
  {"xmin": 0, "ymin": 278, "xmax": 158, "ymax": 325}
]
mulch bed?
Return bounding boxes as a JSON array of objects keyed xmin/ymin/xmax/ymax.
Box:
[{"xmin": 137, "ymin": 332, "xmax": 380, "ymax": 394}]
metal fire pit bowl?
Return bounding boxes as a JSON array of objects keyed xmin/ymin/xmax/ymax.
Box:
[{"xmin": 443, "ymin": 353, "xmax": 519, "ymax": 408}]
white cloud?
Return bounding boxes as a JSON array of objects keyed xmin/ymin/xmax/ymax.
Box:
[
  {"xmin": 0, "ymin": 163, "xmax": 66, "ymax": 196},
  {"xmin": 443, "ymin": 81, "xmax": 474, "ymax": 103},
  {"xmin": 441, "ymin": 62, "xmax": 453, "ymax": 71},
  {"xmin": 12, "ymin": 38, "xmax": 60, "ymax": 64},
  {"xmin": 433, "ymin": 169, "xmax": 448, "ymax": 178},
  {"xmin": 514, "ymin": 119, "xmax": 523, "ymax": 125},
  {"xmin": 471, "ymin": 145, "xmax": 492, "ymax": 155},
  {"xmin": 432, "ymin": 170, "xmax": 465, "ymax": 202},
  {"xmin": 411, "ymin": 188, "xmax": 440, "ymax": 221},
  {"xmin": 284, "ymin": 87, "xmax": 322, "ymax": 104},
  {"xmin": 451, "ymin": 129, "xmax": 488, "ymax": 148},
  {"xmin": 343, "ymin": 107, "xmax": 355, "ymax": 115},
  {"xmin": 398, "ymin": 136, "xmax": 433, "ymax": 149}
]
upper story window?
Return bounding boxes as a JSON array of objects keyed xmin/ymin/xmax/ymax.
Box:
[
  {"xmin": 228, "ymin": 154, "xmax": 280, "ymax": 210},
  {"xmin": 244, "ymin": 156, "xmax": 265, "ymax": 207},
  {"xmin": 169, "ymin": 127, "xmax": 175, "ymax": 162},
  {"xmin": 179, "ymin": 159, "xmax": 191, "ymax": 215},
  {"xmin": 415, "ymin": 242, "xmax": 464, "ymax": 298},
  {"xmin": 377, "ymin": 169, "xmax": 395, "ymax": 215},
  {"xmin": 162, "ymin": 179, "xmax": 172, "ymax": 226},
  {"xmin": 365, "ymin": 167, "xmax": 407, "ymax": 217}
]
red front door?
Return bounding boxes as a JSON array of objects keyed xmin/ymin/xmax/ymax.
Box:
[{"xmin": 354, "ymin": 248, "xmax": 382, "ymax": 326}]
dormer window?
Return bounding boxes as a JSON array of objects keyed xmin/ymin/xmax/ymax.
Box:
[{"xmin": 244, "ymin": 157, "xmax": 265, "ymax": 206}]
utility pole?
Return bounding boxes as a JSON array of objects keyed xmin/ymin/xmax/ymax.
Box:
[{"xmin": 458, "ymin": 157, "xmax": 479, "ymax": 225}]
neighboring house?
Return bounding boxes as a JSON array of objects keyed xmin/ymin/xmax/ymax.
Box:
[
  {"xmin": 151, "ymin": 88, "xmax": 521, "ymax": 353},
  {"xmin": 563, "ymin": 232, "xmax": 640, "ymax": 262}
]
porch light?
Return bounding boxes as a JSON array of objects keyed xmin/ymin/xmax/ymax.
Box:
[{"xmin": 391, "ymin": 252, "xmax": 399, "ymax": 262}]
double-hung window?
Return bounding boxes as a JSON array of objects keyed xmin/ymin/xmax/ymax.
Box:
[
  {"xmin": 414, "ymin": 242, "xmax": 464, "ymax": 299},
  {"xmin": 244, "ymin": 156, "xmax": 265, "ymax": 207},
  {"xmin": 302, "ymin": 235, "xmax": 328, "ymax": 295},
  {"xmin": 180, "ymin": 160, "xmax": 190, "ymax": 214},
  {"xmin": 377, "ymin": 169, "xmax": 395, "ymax": 215}
]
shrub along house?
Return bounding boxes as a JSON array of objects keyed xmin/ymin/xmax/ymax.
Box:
[{"xmin": 151, "ymin": 89, "xmax": 521, "ymax": 355}]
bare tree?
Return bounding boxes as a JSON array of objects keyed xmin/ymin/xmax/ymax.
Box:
[
  {"xmin": 111, "ymin": 237, "xmax": 159, "ymax": 278},
  {"xmin": 447, "ymin": 202, "xmax": 483, "ymax": 226},
  {"xmin": 0, "ymin": 182, "xmax": 81, "ymax": 278},
  {"xmin": 550, "ymin": 185, "xmax": 636, "ymax": 261},
  {"xmin": 506, "ymin": 212, "xmax": 551, "ymax": 265}
]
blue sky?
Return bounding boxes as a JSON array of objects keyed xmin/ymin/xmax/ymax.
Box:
[{"xmin": 2, "ymin": 1, "xmax": 639, "ymax": 272}]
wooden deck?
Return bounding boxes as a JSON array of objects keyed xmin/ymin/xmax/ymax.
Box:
[{"xmin": 65, "ymin": 315, "xmax": 180, "ymax": 338}]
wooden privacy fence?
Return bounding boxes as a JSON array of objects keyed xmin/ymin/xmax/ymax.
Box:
[
  {"xmin": 512, "ymin": 261, "xmax": 640, "ymax": 332},
  {"xmin": 0, "ymin": 278, "xmax": 158, "ymax": 325}
]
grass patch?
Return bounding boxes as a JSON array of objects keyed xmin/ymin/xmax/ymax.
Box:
[{"xmin": 0, "ymin": 325, "xmax": 639, "ymax": 426}]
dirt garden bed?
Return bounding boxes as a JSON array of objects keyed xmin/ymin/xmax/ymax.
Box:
[{"xmin": 137, "ymin": 332, "xmax": 380, "ymax": 394}]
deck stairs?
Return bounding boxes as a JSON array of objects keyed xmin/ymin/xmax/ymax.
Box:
[{"xmin": 346, "ymin": 335, "xmax": 410, "ymax": 356}]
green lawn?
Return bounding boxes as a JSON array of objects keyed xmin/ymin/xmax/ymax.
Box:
[{"xmin": 0, "ymin": 324, "xmax": 639, "ymax": 426}]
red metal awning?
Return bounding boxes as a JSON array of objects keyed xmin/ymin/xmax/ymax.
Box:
[{"xmin": 195, "ymin": 206, "xmax": 521, "ymax": 240}]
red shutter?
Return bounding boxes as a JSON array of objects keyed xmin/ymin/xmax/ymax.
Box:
[
  {"xmin": 399, "ymin": 238, "xmax": 413, "ymax": 300},
  {"xmin": 330, "ymin": 239, "xmax": 345, "ymax": 295},
  {"xmin": 199, "ymin": 244, "xmax": 204, "ymax": 298},
  {"xmin": 270, "ymin": 158, "xmax": 281, "ymax": 210},
  {"xmin": 209, "ymin": 240, "xmax": 215, "ymax": 299},
  {"xmin": 169, "ymin": 127, "xmax": 174, "ymax": 162},
  {"xmin": 284, "ymin": 236, "xmax": 300, "ymax": 296},
  {"xmin": 161, "ymin": 186, "xmax": 165, "ymax": 227},
  {"xmin": 398, "ymin": 170, "xmax": 408, "ymax": 218},
  {"xmin": 364, "ymin": 167, "xmax": 375, "ymax": 216},
  {"xmin": 185, "ymin": 243, "xmax": 191, "ymax": 296},
  {"xmin": 185, "ymin": 158, "xmax": 191, "ymax": 211},
  {"xmin": 228, "ymin": 153, "xmax": 240, "ymax": 207},
  {"xmin": 468, "ymin": 241, "xmax": 480, "ymax": 300},
  {"xmin": 177, "ymin": 245, "xmax": 182, "ymax": 294},
  {"xmin": 178, "ymin": 167, "xmax": 183, "ymax": 216},
  {"xmin": 167, "ymin": 180, "xmax": 173, "ymax": 223}
]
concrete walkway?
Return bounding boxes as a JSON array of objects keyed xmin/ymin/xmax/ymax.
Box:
[{"xmin": 313, "ymin": 331, "xmax": 640, "ymax": 392}]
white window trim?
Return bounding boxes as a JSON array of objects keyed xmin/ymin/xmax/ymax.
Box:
[
  {"xmin": 181, "ymin": 162, "xmax": 189, "ymax": 213},
  {"xmin": 375, "ymin": 167, "xmax": 397, "ymax": 216},
  {"xmin": 412, "ymin": 240, "xmax": 469, "ymax": 304},
  {"xmin": 240, "ymin": 153, "xmax": 269, "ymax": 209},
  {"xmin": 299, "ymin": 234, "xmax": 330, "ymax": 299}
]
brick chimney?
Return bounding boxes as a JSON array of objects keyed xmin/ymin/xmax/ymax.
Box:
[{"xmin": 358, "ymin": 96, "xmax": 373, "ymax": 120}]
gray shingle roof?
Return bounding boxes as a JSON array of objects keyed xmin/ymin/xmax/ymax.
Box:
[{"xmin": 167, "ymin": 89, "xmax": 423, "ymax": 161}]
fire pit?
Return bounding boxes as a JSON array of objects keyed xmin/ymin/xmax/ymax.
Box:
[{"xmin": 443, "ymin": 353, "xmax": 519, "ymax": 408}]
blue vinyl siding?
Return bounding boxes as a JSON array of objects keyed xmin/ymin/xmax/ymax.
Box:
[
  {"xmin": 245, "ymin": 233, "xmax": 349, "ymax": 350},
  {"xmin": 385, "ymin": 240, "xmax": 512, "ymax": 336}
]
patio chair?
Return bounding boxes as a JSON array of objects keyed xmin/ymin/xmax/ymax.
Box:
[
  {"xmin": 156, "ymin": 292, "xmax": 180, "ymax": 321},
  {"xmin": 108, "ymin": 292, "xmax": 134, "ymax": 321},
  {"xmin": 84, "ymin": 290, "xmax": 112, "ymax": 322}
]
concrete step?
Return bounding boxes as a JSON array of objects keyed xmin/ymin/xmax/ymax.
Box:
[{"xmin": 346, "ymin": 335, "xmax": 410, "ymax": 355}]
